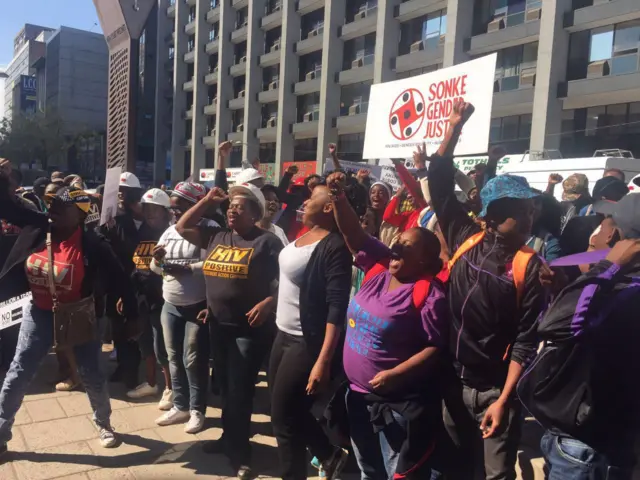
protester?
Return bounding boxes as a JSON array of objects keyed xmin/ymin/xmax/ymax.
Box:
[
  {"xmin": 527, "ymin": 194, "xmax": 563, "ymax": 261},
  {"xmin": 0, "ymin": 183, "xmax": 138, "ymax": 451},
  {"xmin": 22, "ymin": 177, "xmax": 48, "ymax": 212},
  {"xmin": 368, "ymin": 181, "xmax": 391, "ymax": 237},
  {"xmin": 0, "ymin": 159, "xmax": 36, "ymax": 374},
  {"xmin": 560, "ymin": 173, "xmax": 592, "ymax": 231},
  {"xmin": 519, "ymin": 194, "xmax": 640, "ymax": 479},
  {"xmin": 120, "ymin": 188, "xmax": 172, "ymax": 408},
  {"xmin": 579, "ymin": 175, "xmax": 628, "ymax": 215},
  {"xmin": 51, "ymin": 171, "xmax": 65, "ymax": 182},
  {"xmin": 100, "ymin": 172, "xmax": 144, "ymax": 389},
  {"xmin": 428, "ymin": 99, "xmax": 545, "ymax": 480},
  {"xmin": 603, "ymin": 167, "xmax": 625, "ymax": 182},
  {"xmin": 268, "ymin": 179, "xmax": 352, "ymax": 480},
  {"xmin": 151, "ymin": 182, "xmax": 212, "ymax": 433},
  {"xmin": 328, "ymin": 170, "xmax": 448, "ymax": 479},
  {"xmin": 259, "ymin": 185, "xmax": 289, "ymax": 246},
  {"xmin": 176, "ymin": 181, "xmax": 282, "ymax": 479}
]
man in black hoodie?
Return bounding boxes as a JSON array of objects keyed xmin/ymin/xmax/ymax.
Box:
[
  {"xmin": 428, "ymin": 101, "xmax": 544, "ymax": 480},
  {"xmin": 519, "ymin": 194, "xmax": 640, "ymax": 479}
]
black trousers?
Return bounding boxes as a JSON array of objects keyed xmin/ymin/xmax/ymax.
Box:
[{"xmin": 269, "ymin": 330, "xmax": 334, "ymax": 480}]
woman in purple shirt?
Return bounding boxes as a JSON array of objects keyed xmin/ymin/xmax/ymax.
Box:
[{"xmin": 328, "ymin": 172, "xmax": 448, "ymax": 480}]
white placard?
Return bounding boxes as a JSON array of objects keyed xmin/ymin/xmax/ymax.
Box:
[
  {"xmin": 100, "ymin": 167, "xmax": 122, "ymax": 226},
  {"xmin": 0, "ymin": 293, "xmax": 32, "ymax": 331},
  {"xmin": 363, "ymin": 54, "xmax": 497, "ymax": 159}
]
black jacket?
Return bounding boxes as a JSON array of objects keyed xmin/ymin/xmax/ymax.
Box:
[
  {"xmin": 0, "ymin": 197, "xmax": 138, "ymax": 320},
  {"xmin": 299, "ymin": 231, "xmax": 352, "ymax": 355},
  {"xmin": 428, "ymin": 155, "xmax": 544, "ymax": 390},
  {"xmin": 519, "ymin": 260, "xmax": 640, "ymax": 467}
]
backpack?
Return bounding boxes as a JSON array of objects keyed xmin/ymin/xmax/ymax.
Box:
[
  {"xmin": 361, "ymin": 263, "xmax": 432, "ymax": 310},
  {"xmin": 447, "ymin": 231, "xmax": 535, "ymax": 306}
]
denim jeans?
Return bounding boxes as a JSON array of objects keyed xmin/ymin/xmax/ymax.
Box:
[
  {"xmin": 139, "ymin": 307, "xmax": 169, "ymax": 367},
  {"xmin": 210, "ymin": 320, "xmax": 274, "ymax": 465},
  {"xmin": 0, "ymin": 303, "xmax": 112, "ymax": 444},
  {"xmin": 346, "ymin": 388, "xmax": 407, "ymax": 480},
  {"xmin": 540, "ymin": 432, "xmax": 633, "ymax": 480},
  {"xmin": 161, "ymin": 301, "xmax": 208, "ymax": 413}
]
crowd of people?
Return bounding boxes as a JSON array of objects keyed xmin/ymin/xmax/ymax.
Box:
[{"xmin": 0, "ymin": 98, "xmax": 637, "ymax": 480}]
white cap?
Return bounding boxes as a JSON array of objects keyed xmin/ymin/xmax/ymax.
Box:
[
  {"xmin": 234, "ymin": 168, "xmax": 264, "ymax": 186},
  {"xmin": 141, "ymin": 188, "xmax": 171, "ymax": 208},
  {"xmin": 120, "ymin": 172, "xmax": 141, "ymax": 188},
  {"xmin": 229, "ymin": 182, "xmax": 266, "ymax": 220}
]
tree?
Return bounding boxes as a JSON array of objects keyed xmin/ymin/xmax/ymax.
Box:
[{"xmin": 0, "ymin": 111, "xmax": 103, "ymax": 176}]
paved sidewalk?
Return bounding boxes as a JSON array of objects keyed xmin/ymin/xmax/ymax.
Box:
[{"xmin": 0, "ymin": 347, "xmax": 548, "ymax": 480}]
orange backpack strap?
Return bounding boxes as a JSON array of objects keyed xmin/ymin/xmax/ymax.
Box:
[
  {"xmin": 412, "ymin": 279, "xmax": 432, "ymax": 310},
  {"xmin": 448, "ymin": 231, "xmax": 485, "ymax": 271},
  {"xmin": 362, "ymin": 263, "xmax": 387, "ymax": 287},
  {"xmin": 512, "ymin": 247, "xmax": 536, "ymax": 306}
]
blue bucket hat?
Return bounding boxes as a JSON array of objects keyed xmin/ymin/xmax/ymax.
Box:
[{"xmin": 479, "ymin": 174, "xmax": 538, "ymax": 218}]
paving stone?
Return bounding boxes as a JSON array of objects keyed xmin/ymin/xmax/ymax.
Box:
[
  {"xmin": 11, "ymin": 441, "xmax": 99, "ymax": 480},
  {"xmin": 107, "ymin": 405, "xmax": 164, "ymax": 434},
  {"xmin": 86, "ymin": 468, "xmax": 135, "ymax": 480},
  {"xmin": 153, "ymin": 424, "xmax": 197, "ymax": 452},
  {"xmin": 24, "ymin": 399, "xmax": 66, "ymax": 423},
  {"xmin": 13, "ymin": 408, "xmax": 33, "ymax": 427},
  {"xmin": 87, "ymin": 428, "xmax": 171, "ymax": 467},
  {"xmin": 57, "ymin": 474, "xmax": 90, "ymax": 479},
  {"xmin": 21, "ymin": 416, "xmax": 99, "ymax": 450},
  {"xmin": 0, "ymin": 460, "xmax": 18, "ymax": 480},
  {"xmin": 22, "ymin": 390, "xmax": 72, "ymax": 403},
  {"xmin": 58, "ymin": 395, "xmax": 130, "ymax": 418},
  {"xmin": 9, "ymin": 427, "xmax": 28, "ymax": 452}
]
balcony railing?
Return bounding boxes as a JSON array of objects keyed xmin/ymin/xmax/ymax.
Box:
[
  {"xmin": 266, "ymin": 1, "xmax": 282, "ymax": 14},
  {"xmin": 303, "ymin": 22, "xmax": 324, "ymax": 39},
  {"xmin": 351, "ymin": 3, "xmax": 377, "ymax": 22},
  {"xmin": 340, "ymin": 101, "xmax": 369, "ymax": 116}
]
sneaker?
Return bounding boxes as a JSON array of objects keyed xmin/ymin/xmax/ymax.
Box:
[
  {"xmin": 184, "ymin": 410, "xmax": 205, "ymax": 434},
  {"xmin": 155, "ymin": 406, "xmax": 190, "ymax": 426},
  {"xmin": 55, "ymin": 378, "xmax": 80, "ymax": 392},
  {"xmin": 126, "ymin": 382, "xmax": 159, "ymax": 399},
  {"xmin": 99, "ymin": 426, "xmax": 117, "ymax": 448},
  {"xmin": 323, "ymin": 447, "xmax": 348, "ymax": 480},
  {"xmin": 236, "ymin": 465, "xmax": 253, "ymax": 480},
  {"xmin": 158, "ymin": 388, "xmax": 173, "ymax": 410}
]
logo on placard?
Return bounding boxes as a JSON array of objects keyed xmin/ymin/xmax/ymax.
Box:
[{"xmin": 389, "ymin": 89, "xmax": 425, "ymax": 141}]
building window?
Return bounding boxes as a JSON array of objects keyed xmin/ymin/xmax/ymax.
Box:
[
  {"xmin": 494, "ymin": 42, "xmax": 538, "ymax": 91},
  {"xmin": 396, "ymin": 64, "xmax": 440, "ymax": 79},
  {"xmin": 338, "ymin": 134, "xmax": 366, "ymax": 162},
  {"xmin": 294, "ymin": 138, "xmax": 318, "ymax": 161},
  {"xmin": 209, "ymin": 27, "xmax": 217, "ymax": 42},
  {"xmin": 489, "ymin": 114, "xmax": 532, "ymax": 143},
  {"xmin": 588, "ymin": 20, "xmax": 640, "ymax": 76},
  {"xmin": 399, "ymin": 10, "xmax": 446, "ymax": 55},
  {"xmin": 343, "ymin": 33, "xmax": 376, "ymax": 69},
  {"xmin": 340, "ymin": 81, "xmax": 372, "ymax": 116}
]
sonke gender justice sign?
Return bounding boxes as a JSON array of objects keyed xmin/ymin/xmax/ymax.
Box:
[{"xmin": 363, "ymin": 54, "xmax": 497, "ymax": 159}]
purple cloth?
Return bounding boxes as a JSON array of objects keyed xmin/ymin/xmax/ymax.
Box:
[
  {"xmin": 550, "ymin": 249, "xmax": 610, "ymax": 267},
  {"xmin": 343, "ymin": 236, "xmax": 448, "ymax": 393}
]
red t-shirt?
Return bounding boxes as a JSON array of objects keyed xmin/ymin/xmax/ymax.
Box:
[{"xmin": 25, "ymin": 228, "xmax": 85, "ymax": 311}]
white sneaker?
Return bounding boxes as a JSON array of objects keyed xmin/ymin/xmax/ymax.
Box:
[
  {"xmin": 184, "ymin": 410, "xmax": 205, "ymax": 434},
  {"xmin": 156, "ymin": 406, "xmax": 190, "ymax": 426},
  {"xmin": 126, "ymin": 382, "xmax": 159, "ymax": 399},
  {"xmin": 158, "ymin": 388, "xmax": 173, "ymax": 410},
  {"xmin": 99, "ymin": 426, "xmax": 117, "ymax": 448}
]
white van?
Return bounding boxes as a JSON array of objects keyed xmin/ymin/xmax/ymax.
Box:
[{"xmin": 479, "ymin": 149, "xmax": 640, "ymax": 201}]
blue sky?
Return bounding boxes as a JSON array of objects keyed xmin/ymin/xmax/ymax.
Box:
[{"xmin": 0, "ymin": 0, "xmax": 102, "ymax": 66}]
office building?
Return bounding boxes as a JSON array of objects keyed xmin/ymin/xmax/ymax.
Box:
[
  {"xmin": 29, "ymin": 27, "xmax": 109, "ymax": 176},
  {"xmin": 149, "ymin": 0, "xmax": 640, "ymax": 183},
  {"xmin": 3, "ymin": 24, "xmax": 54, "ymax": 119}
]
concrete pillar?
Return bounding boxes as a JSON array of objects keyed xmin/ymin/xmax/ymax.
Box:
[
  {"xmin": 275, "ymin": 0, "xmax": 300, "ymax": 180},
  {"xmin": 214, "ymin": 0, "xmax": 236, "ymax": 165},
  {"xmin": 154, "ymin": 0, "xmax": 171, "ymax": 185},
  {"xmin": 530, "ymin": 0, "xmax": 572, "ymax": 152},
  {"xmin": 243, "ymin": 0, "xmax": 267, "ymax": 163},
  {"xmin": 190, "ymin": 0, "xmax": 210, "ymax": 177},
  {"xmin": 170, "ymin": 0, "xmax": 189, "ymax": 183},
  {"xmin": 316, "ymin": 0, "xmax": 346, "ymax": 174},
  {"xmin": 443, "ymin": 0, "xmax": 474, "ymax": 67},
  {"xmin": 373, "ymin": 0, "xmax": 400, "ymax": 84}
]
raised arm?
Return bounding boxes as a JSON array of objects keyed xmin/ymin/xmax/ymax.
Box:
[
  {"xmin": 327, "ymin": 172, "xmax": 369, "ymax": 252},
  {"xmin": 215, "ymin": 141, "xmax": 232, "ymax": 192},
  {"xmin": 328, "ymin": 143, "xmax": 341, "ymax": 171},
  {"xmin": 276, "ymin": 164, "xmax": 297, "ymax": 204},
  {"xmin": 176, "ymin": 187, "xmax": 227, "ymax": 248},
  {"xmin": 428, "ymin": 101, "xmax": 480, "ymax": 251},
  {"xmin": 392, "ymin": 145, "xmax": 427, "ymax": 211}
]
